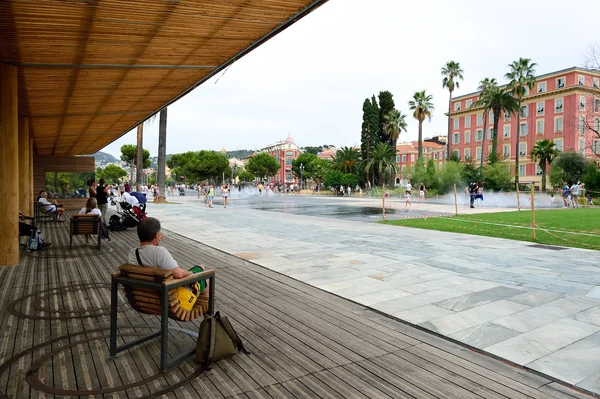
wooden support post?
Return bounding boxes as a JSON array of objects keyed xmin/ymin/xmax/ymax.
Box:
[
  {"xmin": 515, "ymin": 182, "xmax": 521, "ymax": 211},
  {"xmin": 0, "ymin": 63, "xmax": 19, "ymax": 266},
  {"xmin": 531, "ymin": 184, "xmax": 536, "ymax": 240},
  {"xmin": 29, "ymin": 138, "xmax": 34, "ymax": 215},
  {"xmin": 453, "ymin": 184, "xmax": 458, "ymax": 215},
  {"xmin": 18, "ymin": 118, "xmax": 31, "ymax": 215}
]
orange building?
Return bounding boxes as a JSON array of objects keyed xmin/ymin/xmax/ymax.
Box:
[{"xmin": 449, "ymin": 66, "xmax": 600, "ymax": 186}]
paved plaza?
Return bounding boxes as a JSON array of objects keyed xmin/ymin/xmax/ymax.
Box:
[{"xmin": 147, "ymin": 192, "xmax": 600, "ymax": 395}]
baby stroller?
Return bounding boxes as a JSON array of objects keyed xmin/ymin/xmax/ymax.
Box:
[{"xmin": 109, "ymin": 193, "xmax": 148, "ymax": 231}]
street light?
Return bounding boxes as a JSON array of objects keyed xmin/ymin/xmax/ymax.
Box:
[{"xmin": 299, "ymin": 163, "xmax": 304, "ymax": 190}]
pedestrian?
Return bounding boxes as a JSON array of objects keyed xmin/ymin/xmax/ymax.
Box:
[
  {"xmin": 96, "ymin": 179, "xmax": 110, "ymax": 226},
  {"xmin": 222, "ymin": 184, "xmax": 229, "ymax": 208},
  {"xmin": 561, "ymin": 182, "xmax": 570, "ymax": 208},
  {"xmin": 87, "ymin": 178, "xmax": 97, "ymax": 199},
  {"xmin": 142, "ymin": 184, "xmax": 148, "ymax": 197},
  {"xmin": 570, "ymin": 181, "xmax": 581, "ymax": 208},
  {"xmin": 468, "ymin": 181, "xmax": 478, "ymax": 208},
  {"xmin": 419, "ymin": 183, "xmax": 425, "ymax": 200},
  {"xmin": 196, "ymin": 184, "xmax": 201, "ymax": 199},
  {"xmin": 153, "ymin": 185, "xmax": 159, "ymax": 203},
  {"xmin": 208, "ymin": 184, "xmax": 214, "ymax": 208},
  {"xmin": 258, "ymin": 183, "xmax": 263, "ymax": 195},
  {"xmin": 202, "ymin": 182, "xmax": 209, "ymax": 206},
  {"xmin": 124, "ymin": 181, "xmax": 131, "ymax": 193},
  {"xmin": 405, "ymin": 180, "xmax": 412, "ymax": 196},
  {"xmin": 404, "ymin": 190, "xmax": 411, "ymax": 209},
  {"xmin": 550, "ymin": 194, "xmax": 556, "ymax": 207},
  {"xmin": 475, "ymin": 184, "xmax": 484, "ymax": 207},
  {"xmin": 347, "ymin": 186, "xmax": 352, "ymax": 196}
]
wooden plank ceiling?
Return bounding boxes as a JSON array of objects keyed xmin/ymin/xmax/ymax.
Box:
[{"xmin": 0, "ymin": 0, "xmax": 326, "ymax": 156}]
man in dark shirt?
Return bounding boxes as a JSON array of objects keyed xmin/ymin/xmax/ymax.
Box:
[
  {"xmin": 124, "ymin": 181, "xmax": 131, "ymax": 193},
  {"xmin": 469, "ymin": 182, "xmax": 479, "ymax": 208}
]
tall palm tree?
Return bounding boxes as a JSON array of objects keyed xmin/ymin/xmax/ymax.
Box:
[
  {"xmin": 530, "ymin": 139, "xmax": 558, "ymax": 192},
  {"xmin": 473, "ymin": 77, "xmax": 498, "ymax": 170},
  {"xmin": 472, "ymin": 87, "xmax": 519, "ymax": 163},
  {"xmin": 505, "ymin": 57, "xmax": 537, "ymax": 186},
  {"xmin": 408, "ymin": 91, "xmax": 435, "ymax": 159},
  {"xmin": 383, "ymin": 109, "xmax": 408, "ymax": 186},
  {"xmin": 365, "ymin": 143, "xmax": 398, "ymax": 221},
  {"xmin": 333, "ymin": 146, "xmax": 361, "ymax": 174},
  {"xmin": 136, "ymin": 123, "xmax": 144, "ymax": 191},
  {"xmin": 157, "ymin": 107, "xmax": 168, "ymax": 203},
  {"xmin": 442, "ymin": 61, "xmax": 464, "ymax": 159}
]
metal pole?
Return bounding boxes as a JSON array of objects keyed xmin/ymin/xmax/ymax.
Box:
[
  {"xmin": 531, "ymin": 184, "xmax": 536, "ymax": 240},
  {"xmin": 516, "ymin": 182, "xmax": 521, "ymax": 211},
  {"xmin": 453, "ymin": 184, "xmax": 458, "ymax": 215}
]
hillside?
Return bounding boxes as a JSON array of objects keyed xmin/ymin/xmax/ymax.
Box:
[{"xmin": 94, "ymin": 151, "xmax": 118, "ymax": 164}]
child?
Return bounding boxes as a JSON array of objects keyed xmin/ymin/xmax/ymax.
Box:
[
  {"xmin": 404, "ymin": 190, "xmax": 411, "ymax": 209},
  {"xmin": 587, "ymin": 194, "xmax": 595, "ymax": 207},
  {"xmin": 550, "ymin": 194, "xmax": 556, "ymax": 207}
]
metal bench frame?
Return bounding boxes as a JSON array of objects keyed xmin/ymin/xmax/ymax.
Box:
[
  {"xmin": 109, "ymin": 269, "xmax": 215, "ymax": 371},
  {"xmin": 69, "ymin": 214, "xmax": 101, "ymax": 250},
  {"xmin": 34, "ymin": 200, "xmax": 58, "ymax": 223}
]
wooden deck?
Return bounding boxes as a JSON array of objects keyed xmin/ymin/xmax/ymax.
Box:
[{"xmin": 0, "ymin": 216, "xmax": 591, "ymax": 398}]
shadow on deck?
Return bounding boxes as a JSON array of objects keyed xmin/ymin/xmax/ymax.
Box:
[{"xmin": 0, "ymin": 217, "xmax": 590, "ymax": 398}]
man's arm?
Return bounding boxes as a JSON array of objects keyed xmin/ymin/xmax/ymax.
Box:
[{"xmin": 172, "ymin": 266, "xmax": 191, "ymax": 279}]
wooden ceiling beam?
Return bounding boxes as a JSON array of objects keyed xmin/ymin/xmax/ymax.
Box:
[{"xmin": 13, "ymin": 63, "xmax": 218, "ymax": 69}]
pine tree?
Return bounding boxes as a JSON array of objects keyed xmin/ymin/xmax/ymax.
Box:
[{"xmin": 378, "ymin": 91, "xmax": 395, "ymax": 144}]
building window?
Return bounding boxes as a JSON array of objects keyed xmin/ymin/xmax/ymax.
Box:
[
  {"xmin": 453, "ymin": 118, "xmax": 459, "ymax": 130},
  {"xmin": 477, "ymin": 114, "xmax": 483, "ymax": 126},
  {"xmin": 536, "ymin": 120, "xmax": 544, "ymax": 135},
  {"xmin": 519, "ymin": 165, "xmax": 526, "ymax": 176},
  {"xmin": 465, "ymin": 148, "xmax": 471, "ymax": 159},
  {"xmin": 285, "ymin": 151, "xmax": 294, "ymax": 157},
  {"xmin": 489, "ymin": 111, "xmax": 494, "ymax": 123},
  {"xmin": 476, "ymin": 129, "xmax": 483, "ymax": 141},
  {"xmin": 595, "ymin": 99, "xmax": 600, "ymax": 112},
  {"xmin": 285, "ymin": 159, "xmax": 292, "ymax": 166},
  {"xmin": 466, "ymin": 99, "xmax": 472, "ymax": 108},
  {"xmin": 402, "ymin": 155, "xmax": 407, "ymax": 162},
  {"xmin": 580, "ymin": 115, "xmax": 586, "ymax": 134},
  {"xmin": 521, "ymin": 104, "xmax": 529, "ymax": 118},
  {"xmin": 411, "ymin": 155, "xmax": 415, "ymax": 162},
  {"xmin": 476, "ymin": 147, "xmax": 482, "ymax": 160},
  {"xmin": 519, "ymin": 142, "xmax": 527, "ymax": 156},
  {"xmin": 453, "ymin": 150, "xmax": 459, "ymax": 159},
  {"xmin": 537, "ymin": 82, "xmax": 546, "ymax": 93},
  {"xmin": 595, "ymin": 117, "xmax": 600, "ymax": 132},
  {"xmin": 578, "ymin": 75, "xmax": 585, "ymax": 85},
  {"xmin": 286, "ymin": 173, "xmax": 293, "ymax": 181},
  {"xmin": 556, "ymin": 77, "xmax": 565, "ymax": 89},
  {"xmin": 465, "ymin": 130, "xmax": 471, "ymax": 143},
  {"xmin": 410, "ymin": 165, "xmax": 415, "ymax": 172},
  {"xmin": 536, "ymin": 164, "xmax": 543, "ymax": 175},
  {"xmin": 453, "ymin": 133, "xmax": 460, "ymax": 144},
  {"xmin": 555, "ymin": 138, "xmax": 563, "ymax": 152},
  {"xmin": 465, "ymin": 116, "xmax": 471, "ymax": 128},
  {"xmin": 536, "ymin": 101, "xmax": 544, "ymax": 116},
  {"xmin": 503, "ymin": 144, "xmax": 510, "ymax": 157},
  {"xmin": 555, "ymin": 117, "xmax": 563, "ymax": 132},
  {"xmin": 520, "ymin": 123, "xmax": 528, "ymax": 136},
  {"xmin": 555, "ymin": 98, "xmax": 563, "ymax": 113},
  {"xmin": 401, "ymin": 165, "xmax": 406, "ymax": 172},
  {"xmin": 488, "ymin": 128, "xmax": 493, "ymax": 140},
  {"xmin": 579, "ymin": 138, "xmax": 585, "ymax": 155},
  {"xmin": 592, "ymin": 140, "xmax": 600, "ymax": 154},
  {"xmin": 488, "ymin": 145, "xmax": 493, "ymax": 154},
  {"xmin": 454, "ymin": 102, "xmax": 461, "ymax": 111},
  {"xmin": 503, "ymin": 125, "xmax": 510, "ymax": 138},
  {"xmin": 593, "ymin": 78, "xmax": 599, "ymax": 89},
  {"xmin": 434, "ymin": 152, "xmax": 438, "ymax": 160},
  {"xmin": 504, "ymin": 111, "xmax": 511, "ymax": 122},
  {"xmin": 523, "ymin": 87, "xmax": 529, "ymax": 96},
  {"xmin": 580, "ymin": 95, "xmax": 586, "ymax": 111},
  {"xmin": 396, "ymin": 155, "xmax": 400, "ymax": 162}
]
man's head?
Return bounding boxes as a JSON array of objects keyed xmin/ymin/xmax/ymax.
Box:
[
  {"xmin": 137, "ymin": 217, "xmax": 162, "ymax": 243},
  {"xmin": 40, "ymin": 191, "xmax": 48, "ymax": 198}
]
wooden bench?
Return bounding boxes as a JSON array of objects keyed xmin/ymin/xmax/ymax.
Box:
[
  {"xmin": 34, "ymin": 200, "xmax": 58, "ymax": 223},
  {"xmin": 69, "ymin": 214, "xmax": 101, "ymax": 250},
  {"xmin": 110, "ymin": 264, "xmax": 215, "ymax": 371}
]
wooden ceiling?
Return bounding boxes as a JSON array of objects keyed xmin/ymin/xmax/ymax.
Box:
[{"xmin": 0, "ymin": 0, "xmax": 327, "ymax": 156}]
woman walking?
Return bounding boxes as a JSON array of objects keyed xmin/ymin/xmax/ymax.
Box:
[
  {"xmin": 208, "ymin": 184, "xmax": 215, "ymax": 208},
  {"xmin": 222, "ymin": 184, "xmax": 229, "ymax": 208},
  {"xmin": 96, "ymin": 179, "xmax": 110, "ymax": 226},
  {"xmin": 87, "ymin": 178, "xmax": 97, "ymax": 198}
]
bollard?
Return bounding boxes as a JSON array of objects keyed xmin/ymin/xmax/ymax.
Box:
[
  {"xmin": 531, "ymin": 184, "xmax": 536, "ymax": 240},
  {"xmin": 453, "ymin": 184, "xmax": 458, "ymax": 216},
  {"xmin": 516, "ymin": 182, "xmax": 521, "ymax": 211}
]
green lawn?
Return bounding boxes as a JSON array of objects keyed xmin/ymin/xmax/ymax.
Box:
[{"xmin": 382, "ymin": 208, "xmax": 600, "ymax": 250}]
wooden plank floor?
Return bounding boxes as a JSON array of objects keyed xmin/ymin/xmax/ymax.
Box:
[{"xmin": 0, "ymin": 215, "xmax": 592, "ymax": 399}]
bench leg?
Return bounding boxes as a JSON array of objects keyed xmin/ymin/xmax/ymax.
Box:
[
  {"xmin": 160, "ymin": 287, "xmax": 170, "ymax": 372},
  {"xmin": 109, "ymin": 280, "xmax": 118, "ymax": 358}
]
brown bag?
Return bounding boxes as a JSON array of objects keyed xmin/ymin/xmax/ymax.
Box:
[{"xmin": 196, "ymin": 311, "xmax": 248, "ymax": 367}]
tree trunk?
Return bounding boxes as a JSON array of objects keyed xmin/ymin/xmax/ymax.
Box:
[
  {"xmin": 136, "ymin": 123, "xmax": 143, "ymax": 192},
  {"xmin": 480, "ymin": 112, "xmax": 488, "ymax": 170},
  {"xmin": 491, "ymin": 108, "xmax": 500, "ymax": 163},
  {"xmin": 541, "ymin": 160, "xmax": 546, "ymax": 192},
  {"xmin": 418, "ymin": 121, "xmax": 423, "ymax": 159},
  {"xmin": 447, "ymin": 91, "xmax": 452, "ymax": 159},
  {"xmin": 514, "ymin": 98, "xmax": 522, "ymax": 187},
  {"xmin": 391, "ymin": 137, "xmax": 397, "ymax": 188},
  {"xmin": 381, "ymin": 176, "xmax": 386, "ymax": 221},
  {"xmin": 157, "ymin": 108, "xmax": 168, "ymax": 203}
]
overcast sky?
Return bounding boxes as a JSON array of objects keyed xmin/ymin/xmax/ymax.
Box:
[{"xmin": 101, "ymin": 0, "xmax": 600, "ymax": 158}]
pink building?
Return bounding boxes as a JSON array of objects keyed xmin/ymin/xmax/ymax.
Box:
[
  {"xmin": 258, "ymin": 135, "xmax": 301, "ymax": 186},
  {"xmin": 449, "ymin": 66, "xmax": 600, "ymax": 186}
]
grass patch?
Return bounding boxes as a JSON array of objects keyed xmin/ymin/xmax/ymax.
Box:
[{"xmin": 382, "ymin": 208, "xmax": 600, "ymax": 250}]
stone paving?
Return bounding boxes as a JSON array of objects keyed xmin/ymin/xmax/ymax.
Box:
[{"xmin": 144, "ymin": 193, "xmax": 600, "ymax": 395}]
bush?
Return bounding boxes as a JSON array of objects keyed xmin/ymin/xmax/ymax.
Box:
[
  {"xmin": 438, "ymin": 161, "xmax": 464, "ymax": 194},
  {"xmin": 483, "ymin": 162, "xmax": 513, "ymax": 191}
]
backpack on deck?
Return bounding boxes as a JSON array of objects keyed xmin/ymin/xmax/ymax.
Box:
[
  {"xmin": 109, "ymin": 214, "xmax": 125, "ymax": 231},
  {"xmin": 27, "ymin": 227, "xmax": 44, "ymax": 251},
  {"xmin": 196, "ymin": 311, "xmax": 249, "ymax": 367}
]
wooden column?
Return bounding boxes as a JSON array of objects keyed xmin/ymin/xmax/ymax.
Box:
[
  {"xmin": 18, "ymin": 117, "xmax": 31, "ymax": 215},
  {"xmin": 29, "ymin": 138, "xmax": 34, "ymax": 215},
  {"xmin": 0, "ymin": 63, "xmax": 19, "ymax": 266}
]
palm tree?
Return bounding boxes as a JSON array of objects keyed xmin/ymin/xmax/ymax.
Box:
[
  {"xmin": 442, "ymin": 61, "xmax": 464, "ymax": 159},
  {"xmin": 505, "ymin": 57, "xmax": 537, "ymax": 186},
  {"xmin": 157, "ymin": 107, "xmax": 168, "ymax": 203},
  {"xmin": 383, "ymin": 109, "xmax": 408, "ymax": 186},
  {"xmin": 530, "ymin": 139, "xmax": 558, "ymax": 192},
  {"xmin": 473, "ymin": 77, "xmax": 498, "ymax": 170},
  {"xmin": 472, "ymin": 86, "xmax": 519, "ymax": 163},
  {"xmin": 333, "ymin": 146, "xmax": 361, "ymax": 174},
  {"xmin": 408, "ymin": 91, "xmax": 435, "ymax": 159},
  {"xmin": 365, "ymin": 143, "xmax": 398, "ymax": 221}
]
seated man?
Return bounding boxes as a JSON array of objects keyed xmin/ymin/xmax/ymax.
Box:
[
  {"xmin": 127, "ymin": 217, "xmax": 209, "ymax": 299},
  {"xmin": 38, "ymin": 191, "xmax": 65, "ymax": 220}
]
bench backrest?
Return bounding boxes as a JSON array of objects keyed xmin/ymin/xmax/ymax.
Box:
[{"xmin": 70, "ymin": 214, "xmax": 100, "ymax": 235}]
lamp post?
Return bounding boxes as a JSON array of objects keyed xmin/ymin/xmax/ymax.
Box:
[{"xmin": 299, "ymin": 163, "xmax": 304, "ymax": 190}]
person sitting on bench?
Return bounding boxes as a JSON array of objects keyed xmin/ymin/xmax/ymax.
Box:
[
  {"xmin": 38, "ymin": 191, "xmax": 65, "ymax": 220},
  {"xmin": 127, "ymin": 217, "xmax": 209, "ymax": 299}
]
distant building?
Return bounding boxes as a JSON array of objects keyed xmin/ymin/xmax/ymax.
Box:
[
  {"xmin": 317, "ymin": 148, "xmax": 336, "ymax": 160},
  {"xmin": 395, "ymin": 140, "xmax": 446, "ymax": 185},
  {"xmin": 256, "ymin": 135, "xmax": 302, "ymax": 185}
]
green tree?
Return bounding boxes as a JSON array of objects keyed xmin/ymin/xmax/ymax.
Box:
[
  {"xmin": 472, "ymin": 86, "xmax": 519, "ymax": 164},
  {"xmin": 237, "ymin": 170, "xmax": 255, "ymax": 182},
  {"xmin": 121, "ymin": 144, "xmax": 151, "ymax": 182},
  {"xmin": 582, "ymin": 163, "xmax": 600, "ymax": 193},
  {"xmin": 246, "ymin": 153, "xmax": 280, "ymax": 181},
  {"xmin": 167, "ymin": 150, "xmax": 229, "ymax": 182},
  {"xmin": 333, "ymin": 146, "xmax": 361, "ymax": 174},
  {"xmin": 484, "ymin": 162, "xmax": 513, "ymax": 191},
  {"xmin": 441, "ymin": 61, "xmax": 464, "ymax": 158},
  {"xmin": 292, "ymin": 152, "xmax": 318, "ymax": 185},
  {"xmin": 96, "ymin": 164, "xmax": 127, "ymax": 183},
  {"xmin": 549, "ymin": 152, "xmax": 588, "ymax": 186},
  {"xmin": 462, "ymin": 156, "xmax": 480, "ymax": 184},
  {"xmin": 311, "ymin": 158, "xmax": 332, "ymax": 188},
  {"xmin": 323, "ymin": 170, "xmax": 344, "ymax": 193},
  {"xmin": 408, "ymin": 91, "xmax": 435, "ymax": 159},
  {"xmin": 378, "ymin": 91, "xmax": 395, "ymax": 144},
  {"xmin": 530, "ymin": 139, "xmax": 558, "ymax": 191},
  {"xmin": 302, "ymin": 146, "xmax": 320, "ymax": 155},
  {"xmin": 365, "ymin": 143, "xmax": 398, "ymax": 221},
  {"xmin": 438, "ymin": 161, "xmax": 464, "ymax": 194},
  {"xmin": 361, "ymin": 96, "xmax": 380, "ymax": 186},
  {"xmin": 382, "ymin": 109, "xmax": 407, "ymax": 187},
  {"xmin": 506, "ymin": 57, "xmax": 537, "ymax": 186},
  {"xmin": 474, "ymin": 77, "xmax": 498, "ymax": 170}
]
